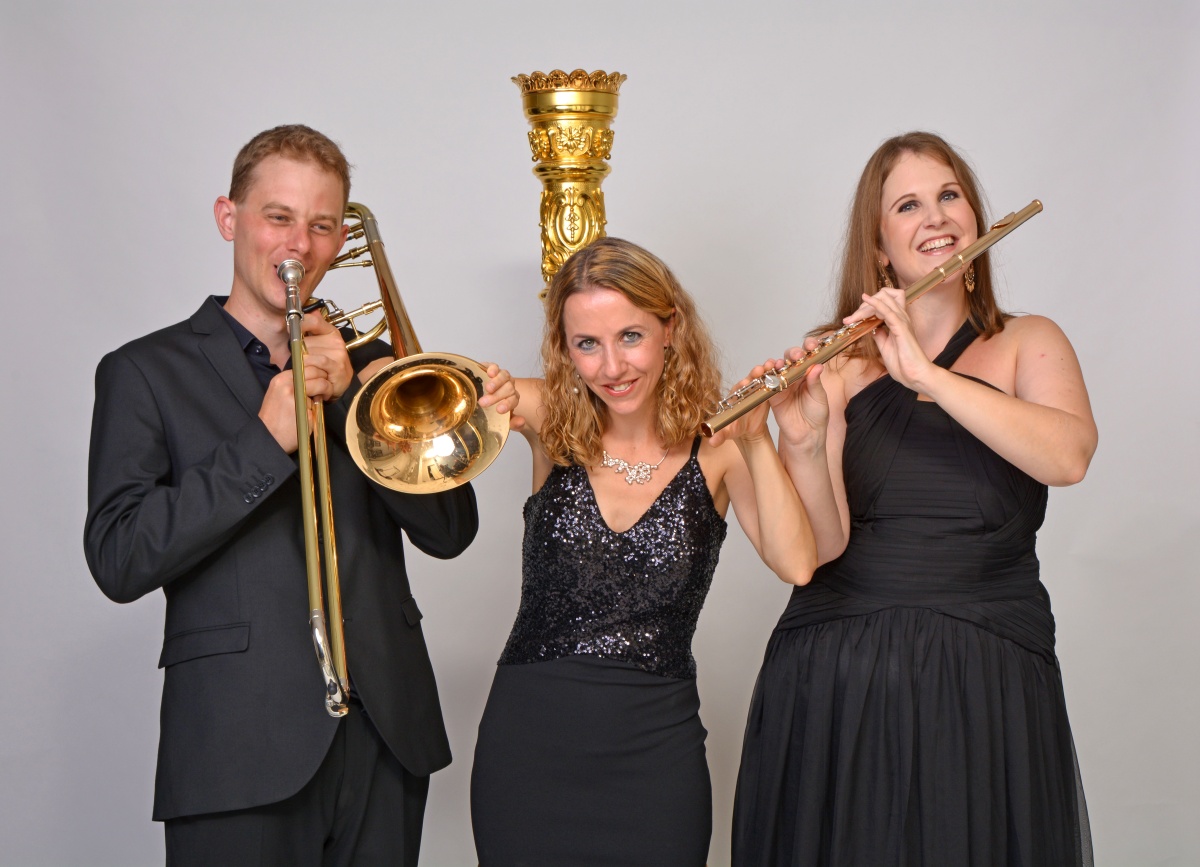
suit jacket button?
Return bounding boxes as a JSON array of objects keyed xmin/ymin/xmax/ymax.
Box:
[
  {"xmin": 243, "ymin": 493, "xmax": 254, "ymax": 504},
  {"xmin": 264, "ymin": 475, "xmax": 274, "ymax": 485}
]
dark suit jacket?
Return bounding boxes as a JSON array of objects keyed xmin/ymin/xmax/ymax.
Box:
[{"xmin": 84, "ymin": 299, "xmax": 476, "ymax": 821}]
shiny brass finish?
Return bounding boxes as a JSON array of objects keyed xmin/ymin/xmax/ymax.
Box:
[
  {"xmin": 281, "ymin": 258, "xmax": 350, "ymax": 718},
  {"xmin": 317, "ymin": 298, "xmax": 385, "ymax": 350},
  {"xmin": 285, "ymin": 203, "xmax": 510, "ymax": 715},
  {"xmin": 342, "ymin": 203, "xmax": 510, "ymax": 493},
  {"xmin": 513, "ymin": 69, "xmax": 626, "ymax": 296},
  {"xmin": 702, "ymin": 200, "xmax": 1045, "ymax": 437},
  {"xmin": 351, "ymin": 355, "xmax": 497, "ymax": 489}
]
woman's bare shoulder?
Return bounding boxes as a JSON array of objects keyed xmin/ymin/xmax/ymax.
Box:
[
  {"xmin": 827, "ymin": 353, "xmax": 879, "ymax": 404},
  {"xmin": 1002, "ymin": 313, "xmax": 1072, "ymax": 343},
  {"xmin": 979, "ymin": 314, "xmax": 1077, "ymax": 363}
]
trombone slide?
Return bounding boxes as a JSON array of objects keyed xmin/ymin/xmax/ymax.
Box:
[{"xmin": 284, "ymin": 263, "xmax": 350, "ymax": 718}]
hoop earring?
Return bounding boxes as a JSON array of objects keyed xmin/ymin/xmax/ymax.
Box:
[{"xmin": 964, "ymin": 262, "xmax": 976, "ymax": 294}]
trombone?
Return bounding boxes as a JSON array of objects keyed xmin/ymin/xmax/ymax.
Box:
[
  {"xmin": 282, "ymin": 258, "xmax": 349, "ymax": 716},
  {"xmin": 339, "ymin": 203, "xmax": 509, "ymax": 493},
  {"xmin": 282, "ymin": 202, "xmax": 510, "ymax": 717}
]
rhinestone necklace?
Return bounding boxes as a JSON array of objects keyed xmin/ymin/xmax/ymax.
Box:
[{"xmin": 600, "ymin": 448, "xmax": 669, "ymax": 485}]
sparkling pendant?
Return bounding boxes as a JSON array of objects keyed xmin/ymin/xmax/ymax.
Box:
[{"xmin": 601, "ymin": 450, "xmax": 666, "ymax": 485}]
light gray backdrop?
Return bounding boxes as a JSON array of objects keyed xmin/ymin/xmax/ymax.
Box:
[{"xmin": 3, "ymin": 1, "xmax": 1197, "ymax": 864}]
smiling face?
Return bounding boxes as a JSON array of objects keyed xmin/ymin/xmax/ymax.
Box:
[
  {"xmin": 215, "ymin": 155, "xmax": 348, "ymax": 325},
  {"xmin": 562, "ymin": 287, "xmax": 673, "ymax": 422},
  {"xmin": 877, "ymin": 151, "xmax": 979, "ymax": 290}
]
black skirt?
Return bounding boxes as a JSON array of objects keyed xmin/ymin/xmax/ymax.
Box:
[
  {"xmin": 733, "ymin": 585, "xmax": 1092, "ymax": 866},
  {"xmin": 471, "ymin": 654, "xmax": 711, "ymax": 867}
]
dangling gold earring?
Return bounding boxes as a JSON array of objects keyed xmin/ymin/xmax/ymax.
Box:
[
  {"xmin": 572, "ymin": 371, "xmax": 580, "ymax": 394},
  {"xmin": 964, "ymin": 262, "xmax": 976, "ymax": 294},
  {"xmin": 877, "ymin": 262, "xmax": 893, "ymax": 289}
]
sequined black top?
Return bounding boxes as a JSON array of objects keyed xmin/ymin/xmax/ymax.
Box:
[{"xmin": 498, "ymin": 438, "xmax": 728, "ymax": 679}]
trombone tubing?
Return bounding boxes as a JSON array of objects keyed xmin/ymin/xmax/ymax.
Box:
[
  {"xmin": 701, "ymin": 200, "xmax": 1043, "ymax": 437},
  {"xmin": 283, "ymin": 267, "xmax": 350, "ymax": 718}
]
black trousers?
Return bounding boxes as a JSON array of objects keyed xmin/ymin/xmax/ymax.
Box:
[{"xmin": 165, "ymin": 704, "xmax": 429, "ymax": 867}]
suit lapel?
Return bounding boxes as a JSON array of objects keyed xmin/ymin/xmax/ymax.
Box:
[{"xmin": 191, "ymin": 300, "xmax": 267, "ymax": 419}]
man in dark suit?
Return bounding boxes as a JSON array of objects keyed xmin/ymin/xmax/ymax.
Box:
[{"xmin": 84, "ymin": 124, "xmax": 514, "ymax": 866}]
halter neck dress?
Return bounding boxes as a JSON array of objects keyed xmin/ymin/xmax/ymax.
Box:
[
  {"xmin": 472, "ymin": 437, "xmax": 727, "ymax": 866},
  {"xmin": 733, "ymin": 322, "xmax": 1092, "ymax": 866}
]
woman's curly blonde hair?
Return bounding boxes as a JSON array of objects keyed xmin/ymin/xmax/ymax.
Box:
[{"xmin": 539, "ymin": 237, "xmax": 723, "ymax": 467}]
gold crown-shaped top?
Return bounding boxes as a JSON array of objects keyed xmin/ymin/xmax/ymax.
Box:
[{"xmin": 512, "ymin": 69, "xmax": 626, "ymax": 95}]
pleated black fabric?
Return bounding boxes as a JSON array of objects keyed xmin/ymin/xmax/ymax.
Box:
[{"xmin": 733, "ymin": 322, "xmax": 1092, "ymax": 867}]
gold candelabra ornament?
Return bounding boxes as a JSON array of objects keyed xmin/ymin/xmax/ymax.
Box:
[{"xmin": 512, "ymin": 69, "xmax": 627, "ymax": 296}]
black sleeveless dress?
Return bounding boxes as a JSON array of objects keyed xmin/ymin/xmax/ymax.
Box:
[
  {"xmin": 472, "ymin": 437, "xmax": 727, "ymax": 866},
  {"xmin": 733, "ymin": 322, "xmax": 1092, "ymax": 866}
]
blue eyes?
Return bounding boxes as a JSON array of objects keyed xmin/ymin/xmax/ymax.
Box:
[
  {"xmin": 897, "ymin": 190, "xmax": 960, "ymax": 213},
  {"xmin": 574, "ymin": 332, "xmax": 643, "ymax": 352}
]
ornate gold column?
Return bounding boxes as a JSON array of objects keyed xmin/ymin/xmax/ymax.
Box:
[{"xmin": 512, "ymin": 69, "xmax": 626, "ymax": 297}]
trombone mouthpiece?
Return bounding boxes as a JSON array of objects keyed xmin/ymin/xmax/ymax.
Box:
[{"xmin": 277, "ymin": 259, "xmax": 305, "ymax": 287}]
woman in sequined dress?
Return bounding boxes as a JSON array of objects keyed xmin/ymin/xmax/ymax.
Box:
[
  {"xmin": 732, "ymin": 132, "xmax": 1097, "ymax": 865},
  {"xmin": 470, "ymin": 237, "xmax": 817, "ymax": 866}
]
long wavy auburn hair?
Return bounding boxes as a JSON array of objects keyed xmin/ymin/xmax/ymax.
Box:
[
  {"xmin": 815, "ymin": 131, "xmax": 1010, "ymax": 359},
  {"xmin": 539, "ymin": 238, "xmax": 723, "ymax": 467}
]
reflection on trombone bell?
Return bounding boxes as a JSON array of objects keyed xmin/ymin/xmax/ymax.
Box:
[
  {"xmin": 282, "ymin": 201, "xmax": 510, "ymax": 716},
  {"xmin": 353, "ymin": 354, "xmax": 490, "ymax": 486},
  {"xmin": 331, "ymin": 202, "xmax": 509, "ymax": 493}
]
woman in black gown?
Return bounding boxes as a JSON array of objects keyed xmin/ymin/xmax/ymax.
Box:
[
  {"xmin": 732, "ymin": 132, "xmax": 1098, "ymax": 865},
  {"xmin": 471, "ymin": 238, "xmax": 817, "ymax": 866}
]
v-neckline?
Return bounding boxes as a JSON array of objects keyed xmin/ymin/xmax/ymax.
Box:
[{"xmin": 582, "ymin": 454, "xmax": 695, "ymax": 535}]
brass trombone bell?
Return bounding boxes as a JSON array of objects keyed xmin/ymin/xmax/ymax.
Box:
[
  {"xmin": 284, "ymin": 202, "xmax": 510, "ymax": 717},
  {"xmin": 349, "ymin": 354, "xmax": 502, "ymax": 492},
  {"xmin": 340, "ymin": 202, "xmax": 509, "ymax": 494}
]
